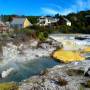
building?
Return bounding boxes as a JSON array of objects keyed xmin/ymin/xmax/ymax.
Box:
[
  {"xmin": 11, "ymin": 18, "xmax": 32, "ymax": 29},
  {"xmin": 37, "ymin": 16, "xmax": 59, "ymax": 26},
  {"xmin": 63, "ymin": 18, "xmax": 71, "ymax": 26}
]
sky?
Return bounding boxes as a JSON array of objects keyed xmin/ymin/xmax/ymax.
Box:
[{"xmin": 0, "ymin": 0, "xmax": 90, "ymax": 16}]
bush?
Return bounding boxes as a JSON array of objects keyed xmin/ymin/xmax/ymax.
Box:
[
  {"xmin": 36, "ymin": 32, "xmax": 48, "ymax": 41},
  {"xmin": 59, "ymin": 25, "xmax": 72, "ymax": 33}
]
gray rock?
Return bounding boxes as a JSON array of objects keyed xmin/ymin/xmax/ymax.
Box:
[{"xmin": 19, "ymin": 60, "xmax": 90, "ymax": 90}]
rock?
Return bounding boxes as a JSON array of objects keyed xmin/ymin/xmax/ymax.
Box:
[
  {"xmin": 19, "ymin": 61, "xmax": 90, "ymax": 90},
  {"xmin": 84, "ymin": 67, "xmax": 90, "ymax": 77}
]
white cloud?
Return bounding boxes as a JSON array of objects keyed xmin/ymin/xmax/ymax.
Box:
[
  {"xmin": 60, "ymin": 0, "xmax": 90, "ymax": 15},
  {"xmin": 41, "ymin": 0, "xmax": 90, "ymax": 15},
  {"xmin": 41, "ymin": 8, "xmax": 60, "ymax": 15},
  {"xmin": 60, "ymin": 9, "xmax": 73, "ymax": 15}
]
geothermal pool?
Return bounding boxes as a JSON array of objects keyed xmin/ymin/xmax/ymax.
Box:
[
  {"xmin": 0, "ymin": 35, "xmax": 90, "ymax": 83},
  {"xmin": 0, "ymin": 57, "xmax": 59, "ymax": 83}
]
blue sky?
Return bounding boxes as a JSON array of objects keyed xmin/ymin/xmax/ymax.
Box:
[{"xmin": 0, "ymin": 0, "xmax": 90, "ymax": 16}]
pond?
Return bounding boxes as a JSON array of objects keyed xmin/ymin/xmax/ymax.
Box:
[{"xmin": 0, "ymin": 57, "xmax": 59, "ymax": 83}]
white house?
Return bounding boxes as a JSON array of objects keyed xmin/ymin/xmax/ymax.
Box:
[
  {"xmin": 37, "ymin": 16, "xmax": 59, "ymax": 26},
  {"xmin": 63, "ymin": 18, "xmax": 71, "ymax": 26}
]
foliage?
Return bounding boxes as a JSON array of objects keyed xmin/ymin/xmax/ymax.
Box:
[
  {"xmin": 14, "ymin": 28, "xmax": 33, "ymax": 37},
  {"xmin": 36, "ymin": 31, "xmax": 48, "ymax": 41},
  {"xmin": 0, "ymin": 83, "xmax": 18, "ymax": 90},
  {"xmin": 59, "ymin": 25, "xmax": 72, "ymax": 33},
  {"xmin": 20, "ymin": 28, "xmax": 32, "ymax": 36},
  {"xmin": 1, "ymin": 15, "xmax": 12, "ymax": 22},
  {"xmin": 66, "ymin": 10, "xmax": 90, "ymax": 34},
  {"xmin": 27, "ymin": 16, "xmax": 39, "ymax": 24}
]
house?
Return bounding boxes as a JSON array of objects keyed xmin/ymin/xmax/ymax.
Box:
[
  {"xmin": 11, "ymin": 18, "xmax": 32, "ymax": 29},
  {"xmin": 37, "ymin": 16, "xmax": 59, "ymax": 26},
  {"xmin": 63, "ymin": 18, "xmax": 71, "ymax": 26},
  {"xmin": 58, "ymin": 17, "xmax": 71, "ymax": 26}
]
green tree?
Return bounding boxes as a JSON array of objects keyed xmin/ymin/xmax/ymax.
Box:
[{"xmin": 27, "ymin": 16, "xmax": 39, "ymax": 24}]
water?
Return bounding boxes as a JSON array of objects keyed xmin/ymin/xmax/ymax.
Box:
[{"xmin": 0, "ymin": 57, "xmax": 59, "ymax": 83}]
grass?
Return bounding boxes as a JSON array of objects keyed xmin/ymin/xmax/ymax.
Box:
[{"xmin": 0, "ymin": 82, "xmax": 18, "ymax": 90}]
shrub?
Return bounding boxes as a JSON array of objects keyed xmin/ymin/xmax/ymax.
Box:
[{"xmin": 36, "ymin": 32, "xmax": 48, "ymax": 41}]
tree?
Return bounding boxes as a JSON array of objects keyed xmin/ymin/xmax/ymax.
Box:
[
  {"xmin": 1, "ymin": 15, "xmax": 12, "ymax": 22},
  {"xmin": 55, "ymin": 13, "xmax": 60, "ymax": 18},
  {"xmin": 27, "ymin": 16, "xmax": 39, "ymax": 24}
]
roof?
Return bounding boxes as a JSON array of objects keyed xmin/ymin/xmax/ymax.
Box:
[
  {"xmin": 11, "ymin": 18, "xmax": 27, "ymax": 25},
  {"xmin": 39, "ymin": 16, "xmax": 59, "ymax": 22},
  {"xmin": 63, "ymin": 18, "xmax": 71, "ymax": 22},
  {"xmin": 40, "ymin": 16, "xmax": 57, "ymax": 20}
]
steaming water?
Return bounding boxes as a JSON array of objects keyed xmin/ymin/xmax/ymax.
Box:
[
  {"xmin": 0, "ymin": 36, "xmax": 90, "ymax": 83},
  {"xmin": 0, "ymin": 57, "xmax": 59, "ymax": 83}
]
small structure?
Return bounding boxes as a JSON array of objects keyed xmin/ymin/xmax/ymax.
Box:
[
  {"xmin": 37, "ymin": 16, "xmax": 59, "ymax": 26},
  {"xmin": 11, "ymin": 18, "xmax": 32, "ymax": 29}
]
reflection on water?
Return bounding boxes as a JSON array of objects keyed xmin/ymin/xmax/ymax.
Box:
[{"xmin": 0, "ymin": 57, "xmax": 59, "ymax": 83}]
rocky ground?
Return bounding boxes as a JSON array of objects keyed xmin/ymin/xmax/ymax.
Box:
[{"xmin": 19, "ymin": 60, "xmax": 90, "ymax": 90}]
